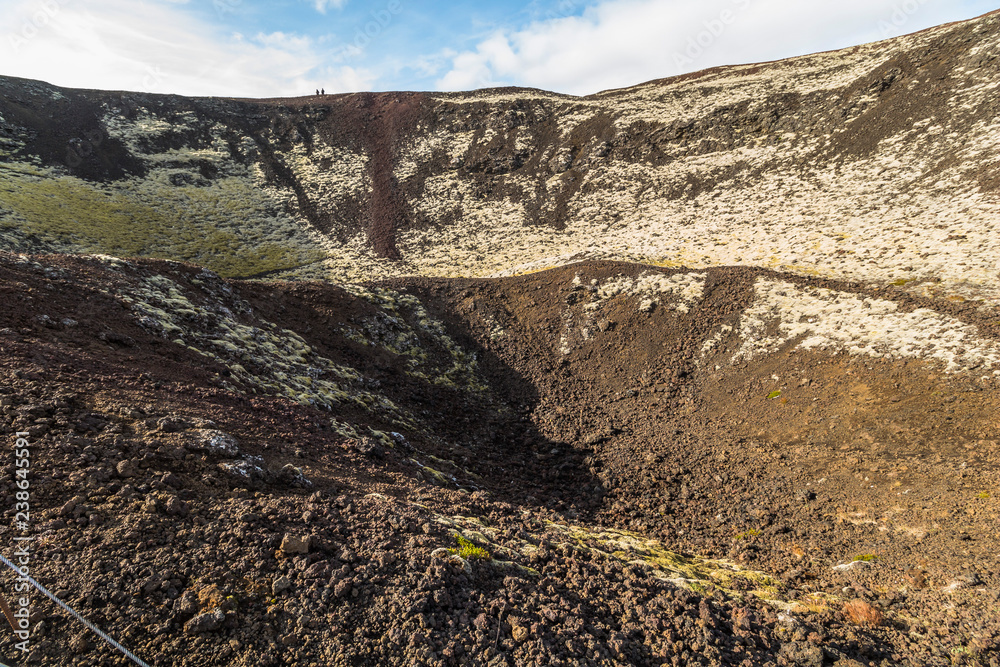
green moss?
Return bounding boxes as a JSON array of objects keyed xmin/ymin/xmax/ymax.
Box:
[
  {"xmin": 455, "ymin": 535, "xmax": 491, "ymax": 561},
  {"xmin": 853, "ymin": 554, "xmax": 877, "ymax": 562},
  {"xmin": 340, "ymin": 285, "xmax": 487, "ymax": 393},
  {"xmin": 767, "ymin": 390, "xmax": 782, "ymax": 399},
  {"xmin": 547, "ymin": 522, "xmax": 779, "ymax": 598},
  {"xmin": 686, "ymin": 581, "xmax": 709, "ymax": 595},
  {"xmin": 418, "ymin": 464, "xmax": 452, "ymax": 486},
  {"xmin": 976, "ymin": 491, "xmax": 991, "ymax": 500},
  {"xmin": 107, "ymin": 272, "xmax": 419, "ymax": 429},
  {"xmin": 735, "ymin": 528, "xmax": 762, "ymax": 540},
  {"xmin": 0, "ymin": 166, "xmax": 325, "ymax": 277}
]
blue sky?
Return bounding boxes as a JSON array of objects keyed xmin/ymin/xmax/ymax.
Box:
[{"xmin": 0, "ymin": 0, "xmax": 996, "ymax": 97}]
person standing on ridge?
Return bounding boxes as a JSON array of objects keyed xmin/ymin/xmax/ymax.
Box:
[{"xmin": 321, "ymin": 88, "xmax": 325, "ymax": 95}]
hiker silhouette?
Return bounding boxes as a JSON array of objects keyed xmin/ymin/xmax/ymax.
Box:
[{"xmin": 321, "ymin": 88, "xmax": 325, "ymax": 95}]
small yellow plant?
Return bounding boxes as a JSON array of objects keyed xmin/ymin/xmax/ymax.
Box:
[
  {"xmin": 734, "ymin": 528, "xmax": 761, "ymax": 541},
  {"xmin": 455, "ymin": 535, "xmax": 491, "ymax": 560}
]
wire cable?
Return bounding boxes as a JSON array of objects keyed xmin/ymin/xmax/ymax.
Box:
[{"xmin": 0, "ymin": 553, "xmax": 150, "ymax": 667}]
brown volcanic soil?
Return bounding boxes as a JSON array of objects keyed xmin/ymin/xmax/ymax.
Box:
[{"xmin": 0, "ymin": 253, "xmax": 998, "ymax": 666}]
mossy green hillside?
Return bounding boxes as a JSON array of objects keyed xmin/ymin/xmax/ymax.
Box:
[
  {"xmin": 97, "ymin": 265, "xmax": 418, "ymax": 429},
  {"xmin": 0, "ymin": 162, "xmax": 325, "ymax": 278}
]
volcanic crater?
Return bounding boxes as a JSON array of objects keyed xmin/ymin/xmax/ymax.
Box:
[{"xmin": 0, "ymin": 8, "xmax": 999, "ymax": 667}]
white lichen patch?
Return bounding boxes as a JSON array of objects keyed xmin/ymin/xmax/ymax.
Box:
[
  {"xmin": 101, "ymin": 108, "xmax": 185, "ymax": 153},
  {"xmin": 396, "ymin": 130, "xmax": 476, "ymax": 182},
  {"xmin": 555, "ymin": 270, "xmax": 707, "ymax": 355},
  {"xmin": 734, "ymin": 279, "xmax": 1000, "ymax": 374},
  {"xmin": 701, "ymin": 324, "xmax": 734, "ymax": 355},
  {"xmin": 557, "ymin": 109, "xmax": 598, "ymax": 138},
  {"xmin": 218, "ymin": 457, "xmax": 266, "ymax": 481},
  {"xmin": 186, "ymin": 429, "xmax": 241, "ymax": 457},
  {"xmin": 557, "ymin": 303, "xmax": 591, "ymax": 356},
  {"xmin": 591, "ymin": 271, "xmax": 707, "ymax": 314},
  {"xmin": 275, "ymin": 140, "xmax": 370, "ymax": 244}
]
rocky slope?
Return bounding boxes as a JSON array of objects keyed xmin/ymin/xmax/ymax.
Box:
[
  {"xmin": 1, "ymin": 11, "xmax": 1000, "ymax": 299},
  {"xmin": 0, "ymin": 252, "xmax": 998, "ymax": 666}
]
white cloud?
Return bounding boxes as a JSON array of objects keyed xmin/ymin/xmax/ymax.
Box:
[
  {"xmin": 0, "ymin": 0, "xmax": 372, "ymax": 97},
  {"xmin": 313, "ymin": 0, "xmax": 348, "ymax": 15},
  {"xmin": 0, "ymin": 0, "xmax": 989, "ymax": 97},
  {"xmin": 436, "ymin": 0, "xmax": 989, "ymax": 95}
]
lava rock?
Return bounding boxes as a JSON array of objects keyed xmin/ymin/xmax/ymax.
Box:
[
  {"xmin": 779, "ymin": 640, "xmax": 825, "ymax": 667},
  {"xmin": 184, "ymin": 609, "xmax": 225, "ymax": 634},
  {"xmin": 186, "ymin": 429, "xmax": 241, "ymax": 457},
  {"xmin": 272, "ymin": 576, "xmax": 293, "ymax": 595},
  {"xmin": 115, "ymin": 460, "xmax": 137, "ymax": 477},
  {"xmin": 352, "ymin": 436, "xmax": 385, "ymax": 459},
  {"xmin": 280, "ymin": 534, "xmax": 312, "ymax": 555}
]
